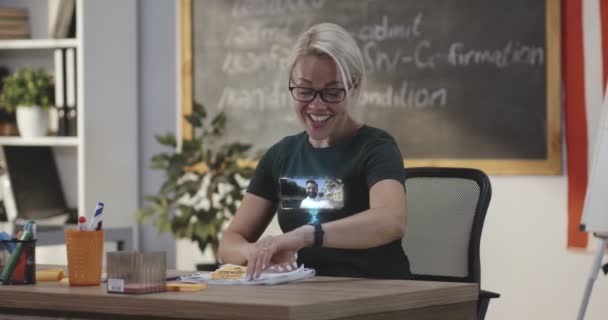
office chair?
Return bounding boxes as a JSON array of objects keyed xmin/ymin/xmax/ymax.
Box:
[{"xmin": 402, "ymin": 167, "xmax": 500, "ymax": 320}]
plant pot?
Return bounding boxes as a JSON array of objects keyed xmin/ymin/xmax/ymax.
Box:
[
  {"xmin": 0, "ymin": 110, "xmax": 18, "ymax": 136},
  {"xmin": 16, "ymin": 106, "xmax": 49, "ymax": 138},
  {"xmin": 0, "ymin": 122, "xmax": 18, "ymax": 136}
]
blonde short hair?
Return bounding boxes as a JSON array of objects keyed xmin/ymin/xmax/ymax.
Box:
[{"xmin": 288, "ymin": 23, "xmax": 366, "ymax": 99}]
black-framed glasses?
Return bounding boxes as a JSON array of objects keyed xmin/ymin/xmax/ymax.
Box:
[{"xmin": 289, "ymin": 86, "xmax": 347, "ymax": 103}]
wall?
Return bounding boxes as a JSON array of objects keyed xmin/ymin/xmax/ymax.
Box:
[
  {"xmin": 81, "ymin": 0, "xmax": 138, "ymax": 230},
  {"xmin": 137, "ymin": 0, "xmax": 177, "ymax": 268},
  {"xmin": 483, "ymin": 176, "xmax": 608, "ymax": 319}
]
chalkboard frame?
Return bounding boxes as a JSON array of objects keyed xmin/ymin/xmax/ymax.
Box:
[{"xmin": 180, "ymin": 0, "xmax": 562, "ymax": 175}]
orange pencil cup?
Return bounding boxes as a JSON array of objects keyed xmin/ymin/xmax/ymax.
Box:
[{"xmin": 65, "ymin": 230, "xmax": 104, "ymax": 286}]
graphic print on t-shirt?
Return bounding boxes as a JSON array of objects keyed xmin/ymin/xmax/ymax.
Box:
[{"xmin": 279, "ymin": 177, "xmax": 344, "ymax": 211}]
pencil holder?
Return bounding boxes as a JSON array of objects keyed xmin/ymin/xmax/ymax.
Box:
[
  {"xmin": 0, "ymin": 239, "xmax": 36, "ymax": 285},
  {"xmin": 65, "ymin": 229, "xmax": 104, "ymax": 286}
]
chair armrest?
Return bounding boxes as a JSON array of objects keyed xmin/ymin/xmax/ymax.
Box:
[
  {"xmin": 480, "ymin": 289, "xmax": 500, "ymax": 300},
  {"xmin": 478, "ymin": 289, "xmax": 500, "ymax": 320}
]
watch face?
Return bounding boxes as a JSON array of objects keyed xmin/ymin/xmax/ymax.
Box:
[{"xmin": 279, "ymin": 177, "xmax": 344, "ymax": 210}]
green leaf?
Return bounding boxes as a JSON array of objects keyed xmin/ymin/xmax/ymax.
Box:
[
  {"xmin": 150, "ymin": 153, "xmax": 170, "ymax": 170},
  {"xmin": 183, "ymin": 223, "xmax": 195, "ymax": 238},
  {"xmin": 195, "ymin": 223, "xmax": 217, "ymax": 240},
  {"xmin": 155, "ymin": 133, "xmax": 177, "ymax": 147},
  {"xmin": 192, "ymin": 101, "xmax": 207, "ymax": 119},
  {"xmin": 196, "ymin": 237, "xmax": 209, "ymax": 254},
  {"xmin": 221, "ymin": 143, "xmax": 253, "ymax": 158},
  {"xmin": 171, "ymin": 208, "xmax": 194, "ymax": 236},
  {"xmin": 151, "ymin": 153, "xmax": 170, "ymax": 163},
  {"xmin": 182, "ymin": 138, "xmax": 201, "ymax": 154},
  {"xmin": 185, "ymin": 114, "xmax": 202, "ymax": 127},
  {"xmin": 144, "ymin": 195, "xmax": 164, "ymax": 204},
  {"xmin": 154, "ymin": 208, "xmax": 172, "ymax": 233},
  {"xmin": 211, "ymin": 112, "xmax": 227, "ymax": 136},
  {"xmin": 135, "ymin": 208, "xmax": 154, "ymax": 222},
  {"xmin": 179, "ymin": 180, "xmax": 201, "ymax": 197},
  {"xmin": 178, "ymin": 205, "xmax": 195, "ymax": 217},
  {"xmin": 160, "ymin": 180, "xmax": 177, "ymax": 195}
]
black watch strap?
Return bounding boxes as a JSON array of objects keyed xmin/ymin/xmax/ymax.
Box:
[{"xmin": 309, "ymin": 222, "xmax": 324, "ymax": 248}]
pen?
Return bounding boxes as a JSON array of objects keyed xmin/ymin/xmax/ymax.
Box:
[
  {"xmin": 29, "ymin": 221, "xmax": 36, "ymax": 239},
  {"xmin": 166, "ymin": 274, "xmax": 197, "ymax": 281},
  {"xmin": 88, "ymin": 202, "xmax": 104, "ymax": 231}
]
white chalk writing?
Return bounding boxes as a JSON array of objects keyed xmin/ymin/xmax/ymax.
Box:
[
  {"xmin": 222, "ymin": 45, "xmax": 291, "ymax": 75},
  {"xmin": 361, "ymin": 81, "xmax": 447, "ymax": 109},
  {"xmin": 364, "ymin": 39, "xmax": 544, "ymax": 73},
  {"xmin": 357, "ymin": 14, "xmax": 423, "ymax": 42},
  {"xmin": 210, "ymin": 5, "xmax": 545, "ymax": 112},
  {"xmin": 447, "ymin": 41, "xmax": 544, "ymax": 67},
  {"xmin": 225, "ymin": 23, "xmax": 291, "ymax": 48},
  {"xmin": 218, "ymin": 83, "xmax": 292, "ymax": 111},
  {"xmin": 231, "ymin": 0, "xmax": 325, "ymax": 17}
]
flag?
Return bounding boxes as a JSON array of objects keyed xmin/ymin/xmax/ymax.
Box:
[{"xmin": 564, "ymin": 0, "xmax": 608, "ymax": 249}]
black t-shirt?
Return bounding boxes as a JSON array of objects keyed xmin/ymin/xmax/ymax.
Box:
[{"xmin": 247, "ymin": 125, "xmax": 411, "ymax": 279}]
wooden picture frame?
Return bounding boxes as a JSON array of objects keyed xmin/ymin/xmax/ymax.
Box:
[{"xmin": 180, "ymin": 0, "xmax": 561, "ymax": 175}]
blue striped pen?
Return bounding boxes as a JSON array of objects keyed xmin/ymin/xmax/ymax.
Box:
[{"xmin": 88, "ymin": 202, "xmax": 105, "ymax": 231}]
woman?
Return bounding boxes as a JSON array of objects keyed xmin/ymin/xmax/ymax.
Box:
[{"xmin": 218, "ymin": 22, "xmax": 410, "ymax": 280}]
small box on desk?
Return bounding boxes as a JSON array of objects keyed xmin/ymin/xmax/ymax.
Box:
[{"xmin": 106, "ymin": 251, "xmax": 166, "ymax": 294}]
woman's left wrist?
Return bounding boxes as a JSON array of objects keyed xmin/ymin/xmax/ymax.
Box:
[{"xmin": 295, "ymin": 225, "xmax": 315, "ymax": 248}]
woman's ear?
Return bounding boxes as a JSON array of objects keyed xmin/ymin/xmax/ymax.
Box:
[{"xmin": 350, "ymin": 79, "xmax": 361, "ymax": 95}]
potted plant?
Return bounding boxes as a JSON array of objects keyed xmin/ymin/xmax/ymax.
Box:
[
  {"xmin": 137, "ymin": 102, "xmax": 259, "ymax": 270},
  {"xmin": 0, "ymin": 67, "xmax": 54, "ymax": 137},
  {"xmin": 0, "ymin": 66, "xmax": 18, "ymax": 136}
]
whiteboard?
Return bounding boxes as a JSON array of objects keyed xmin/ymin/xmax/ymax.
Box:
[{"xmin": 581, "ymin": 84, "xmax": 608, "ymax": 233}]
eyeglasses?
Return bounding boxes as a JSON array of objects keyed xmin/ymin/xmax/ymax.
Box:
[{"xmin": 289, "ymin": 86, "xmax": 347, "ymax": 103}]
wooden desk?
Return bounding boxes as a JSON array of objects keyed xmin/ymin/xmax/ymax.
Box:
[{"xmin": 0, "ymin": 275, "xmax": 477, "ymax": 320}]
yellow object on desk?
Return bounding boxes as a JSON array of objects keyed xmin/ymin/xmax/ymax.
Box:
[
  {"xmin": 36, "ymin": 268, "xmax": 64, "ymax": 281},
  {"xmin": 165, "ymin": 283, "xmax": 208, "ymax": 292}
]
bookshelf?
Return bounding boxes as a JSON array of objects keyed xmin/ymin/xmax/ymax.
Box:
[
  {"xmin": 0, "ymin": 8, "xmax": 82, "ymax": 219},
  {"xmin": 0, "ymin": 136, "xmax": 78, "ymax": 146},
  {"xmin": 0, "ymin": 38, "xmax": 78, "ymax": 50},
  {"xmin": 0, "ymin": 0, "xmax": 139, "ymax": 255}
]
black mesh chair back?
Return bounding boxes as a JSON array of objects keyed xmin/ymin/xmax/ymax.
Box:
[{"xmin": 402, "ymin": 167, "xmax": 498, "ymax": 319}]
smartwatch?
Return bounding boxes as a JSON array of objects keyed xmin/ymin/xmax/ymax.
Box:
[{"xmin": 308, "ymin": 222, "xmax": 324, "ymax": 248}]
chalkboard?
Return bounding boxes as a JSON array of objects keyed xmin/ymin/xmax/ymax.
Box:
[{"xmin": 180, "ymin": 0, "xmax": 561, "ymax": 175}]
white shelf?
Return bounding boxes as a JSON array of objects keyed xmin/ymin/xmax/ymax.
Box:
[
  {"xmin": 0, "ymin": 38, "xmax": 78, "ymax": 50},
  {"xmin": 0, "ymin": 136, "xmax": 79, "ymax": 146}
]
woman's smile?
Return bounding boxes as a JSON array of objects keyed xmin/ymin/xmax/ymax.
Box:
[{"xmin": 307, "ymin": 112, "xmax": 334, "ymax": 128}]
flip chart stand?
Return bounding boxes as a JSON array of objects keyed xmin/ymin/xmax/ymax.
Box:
[{"xmin": 577, "ymin": 232, "xmax": 608, "ymax": 320}]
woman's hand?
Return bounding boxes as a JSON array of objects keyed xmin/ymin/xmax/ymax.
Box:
[{"xmin": 244, "ymin": 227, "xmax": 313, "ymax": 280}]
